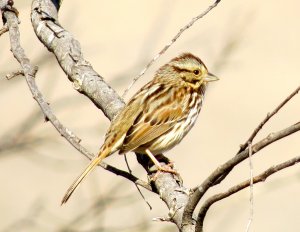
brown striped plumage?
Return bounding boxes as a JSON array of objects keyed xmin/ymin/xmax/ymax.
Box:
[{"xmin": 61, "ymin": 53, "xmax": 218, "ymax": 204}]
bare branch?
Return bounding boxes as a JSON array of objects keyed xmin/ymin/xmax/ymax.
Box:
[
  {"xmin": 246, "ymin": 142, "xmax": 254, "ymax": 232},
  {"xmin": 2, "ymin": 1, "xmax": 299, "ymax": 232},
  {"xmin": 5, "ymin": 70, "xmax": 24, "ymax": 79},
  {"xmin": 238, "ymin": 85, "xmax": 300, "ymax": 153},
  {"xmin": 31, "ymin": 0, "xmax": 124, "ymax": 120},
  {"xmin": 3, "ymin": 3, "xmax": 150, "ymax": 192},
  {"xmin": 5, "ymin": 9, "xmax": 86, "ymax": 155},
  {"xmin": 195, "ymin": 155, "xmax": 300, "ymax": 232},
  {"xmin": 211, "ymin": 85, "xmax": 300, "ymax": 186},
  {"xmin": 122, "ymin": 0, "xmax": 222, "ymax": 98},
  {"xmin": 0, "ymin": 24, "xmax": 8, "ymax": 36},
  {"xmin": 30, "ymin": 1, "xmax": 220, "ymax": 230},
  {"xmin": 182, "ymin": 121, "xmax": 300, "ymax": 226}
]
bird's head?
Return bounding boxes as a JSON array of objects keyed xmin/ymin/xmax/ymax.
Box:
[{"xmin": 156, "ymin": 53, "xmax": 218, "ymax": 88}]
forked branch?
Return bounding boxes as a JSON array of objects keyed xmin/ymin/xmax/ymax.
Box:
[
  {"xmin": 182, "ymin": 120, "xmax": 300, "ymax": 227},
  {"xmin": 195, "ymin": 155, "xmax": 300, "ymax": 232},
  {"xmin": 182, "ymin": 84, "xmax": 300, "ymax": 229},
  {"xmin": 2, "ymin": 2, "xmax": 150, "ymax": 192}
]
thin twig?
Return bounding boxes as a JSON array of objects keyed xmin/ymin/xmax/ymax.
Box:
[
  {"xmin": 122, "ymin": 0, "xmax": 222, "ymax": 98},
  {"xmin": 246, "ymin": 142, "xmax": 254, "ymax": 232},
  {"xmin": 195, "ymin": 155, "xmax": 300, "ymax": 232},
  {"xmin": 3, "ymin": 7, "xmax": 151, "ymax": 192},
  {"xmin": 182, "ymin": 121, "xmax": 300, "ymax": 226},
  {"xmin": 238, "ymin": 85, "xmax": 300, "ymax": 153},
  {"xmin": 5, "ymin": 70, "xmax": 24, "ymax": 79},
  {"xmin": 124, "ymin": 155, "xmax": 152, "ymax": 209},
  {"xmin": 211, "ymin": 84, "xmax": 300, "ymax": 186},
  {"xmin": 0, "ymin": 24, "xmax": 8, "ymax": 36}
]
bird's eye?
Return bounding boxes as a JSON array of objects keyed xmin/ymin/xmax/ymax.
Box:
[{"xmin": 193, "ymin": 70, "xmax": 200, "ymax": 75}]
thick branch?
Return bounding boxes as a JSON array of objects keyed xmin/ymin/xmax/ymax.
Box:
[
  {"xmin": 196, "ymin": 155, "xmax": 300, "ymax": 231},
  {"xmin": 3, "ymin": 3, "xmax": 150, "ymax": 192},
  {"xmin": 31, "ymin": 0, "xmax": 124, "ymax": 120},
  {"xmin": 29, "ymin": 1, "xmax": 220, "ymax": 231}
]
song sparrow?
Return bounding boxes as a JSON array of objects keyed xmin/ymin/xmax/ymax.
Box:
[{"xmin": 62, "ymin": 53, "xmax": 218, "ymax": 204}]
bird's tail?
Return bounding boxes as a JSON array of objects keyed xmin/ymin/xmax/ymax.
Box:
[{"xmin": 61, "ymin": 148, "xmax": 109, "ymax": 205}]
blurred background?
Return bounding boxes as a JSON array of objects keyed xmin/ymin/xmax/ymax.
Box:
[{"xmin": 1, "ymin": 0, "xmax": 300, "ymax": 231}]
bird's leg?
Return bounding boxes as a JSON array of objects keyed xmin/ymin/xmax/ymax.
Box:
[
  {"xmin": 154, "ymin": 153, "xmax": 176, "ymax": 171},
  {"xmin": 145, "ymin": 149, "xmax": 178, "ymax": 175}
]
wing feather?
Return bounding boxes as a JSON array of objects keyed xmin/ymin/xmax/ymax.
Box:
[
  {"xmin": 119, "ymin": 92, "xmax": 187, "ymax": 153},
  {"xmin": 102, "ymin": 81, "xmax": 166, "ymax": 152}
]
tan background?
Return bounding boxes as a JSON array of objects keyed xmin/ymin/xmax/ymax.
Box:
[{"xmin": 1, "ymin": 0, "xmax": 300, "ymax": 231}]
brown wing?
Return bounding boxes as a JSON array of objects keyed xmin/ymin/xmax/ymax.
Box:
[
  {"xmin": 119, "ymin": 87, "xmax": 188, "ymax": 153},
  {"xmin": 102, "ymin": 81, "xmax": 166, "ymax": 153}
]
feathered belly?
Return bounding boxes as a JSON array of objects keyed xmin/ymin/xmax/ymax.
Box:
[{"xmin": 138, "ymin": 95, "xmax": 203, "ymax": 155}]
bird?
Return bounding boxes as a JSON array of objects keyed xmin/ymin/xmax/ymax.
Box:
[{"xmin": 61, "ymin": 53, "xmax": 218, "ymax": 204}]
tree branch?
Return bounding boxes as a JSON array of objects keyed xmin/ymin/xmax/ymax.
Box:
[
  {"xmin": 195, "ymin": 154, "xmax": 300, "ymax": 232},
  {"xmin": 182, "ymin": 121, "xmax": 300, "ymax": 226},
  {"xmin": 122, "ymin": 0, "xmax": 222, "ymax": 98},
  {"xmin": 29, "ymin": 1, "xmax": 222, "ymax": 231},
  {"xmin": 2, "ymin": 1, "xmax": 150, "ymax": 192},
  {"xmin": 5, "ymin": 69, "xmax": 24, "ymax": 79},
  {"xmin": 238, "ymin": 85, "xmax": 300, "ymax": 153},
  {"xmin": 212, "ymin": 85, "xmax": 300, "ymax": 187},
  {"xmin": 31, "ymin": 0, "xmax": 125, "ymax": 120},
  {"xmin": 0, "ymin": 23, "xmax": 8, "ymax": 36},
  {"xmin": 2, "ymin": 0, "xmax": 299, "ymax": 231},
  {"xmin": 182, "ymin": 103, "xmax": 299, "ymax": 231}
]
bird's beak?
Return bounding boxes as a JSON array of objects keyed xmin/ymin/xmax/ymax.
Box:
[{"xmin": 204, "ymin": 72, "xmax": 219, "ymax": 82}]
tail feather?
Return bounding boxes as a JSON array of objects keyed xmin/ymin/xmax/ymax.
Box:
[{"xmin": 61, "ymin": 149, "xmax": 109, "ymax": 205}]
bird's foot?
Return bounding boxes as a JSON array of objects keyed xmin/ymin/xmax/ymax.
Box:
[{"xmin": 150, "ymin": 163, "xmax": 179, "ymax": 182}]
